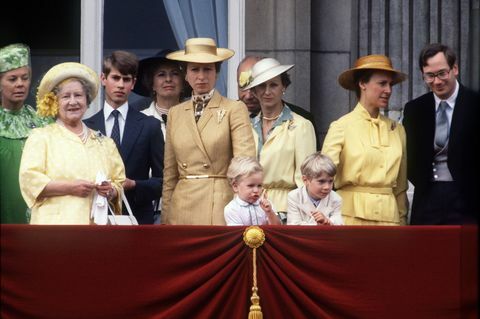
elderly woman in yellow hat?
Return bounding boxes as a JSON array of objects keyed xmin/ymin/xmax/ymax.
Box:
[
  {"xmin": 0, "ymin": 43, "xmax": 52, "ymax": 223},
  {"xmin": 321, "ymin": 54, "xmax": 408, "ymax": 225},
  {"xmin": 242, "ymin": 58, "xmax": 316, "ymax": 221},
  {"xmin": 161, "ymin": 37, "xmax": 255, "ymax": 225},
  {"xmin": 19, "ymin": 62, "xmax": 125, "ymax": 224}
]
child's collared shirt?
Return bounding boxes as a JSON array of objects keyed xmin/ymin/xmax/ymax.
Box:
[{"xmin": 224, "ymin": 196, "xmax": 270, "ymax": 226}]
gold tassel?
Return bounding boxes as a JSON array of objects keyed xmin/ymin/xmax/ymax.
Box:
[{"xmin": 243, "ymin": 226, "xmax": 265, "ymax": 319}]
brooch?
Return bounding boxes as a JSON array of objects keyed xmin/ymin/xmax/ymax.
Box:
[
  {"xmin": 287, "ymin": 119, "xmax": 296, "ymax": 130},
  {"xmin": 217, "ymin": 109, "xmax": 226, "ymax": 123},
  {"xmin": 391, "ymin": 122, "xmax": 397, "ymax": 131},
  {"xmin": 92, "ymin": 130, "xmax": 105, "ymax": 143}
]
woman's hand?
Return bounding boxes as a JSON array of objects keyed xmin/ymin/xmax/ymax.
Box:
[
  {"xmin": 95, "ymin": 181, "xmax": 116, "ymax": 199},
  {"xmin": 312, "ymin": 211, "xmax": 332, "ymax": 225},
  {"xmin": 70, "ymin": 180, "xmax": 96, "ymax": 197}
]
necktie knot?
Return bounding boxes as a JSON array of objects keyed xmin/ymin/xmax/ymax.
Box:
[
  {"xmin": 110, "ymin": 109, "xmax": 121, "ymax": 147},
  {"xmin": 161, "ymin": 114, "xmax": 168, "ymax": 124},
  {"xmin": 435, "ymin": 101, "xmax": 449, "ymax": 148}
]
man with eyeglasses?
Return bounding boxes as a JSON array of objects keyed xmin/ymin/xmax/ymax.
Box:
[{"xmin": 403, "ymin": 43, "xmax": 479, "ymax": 225}]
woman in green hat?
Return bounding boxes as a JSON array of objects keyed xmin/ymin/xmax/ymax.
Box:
[{"xmin": 0, "ymin": 43, "xmax": 52, "ymax": 223}]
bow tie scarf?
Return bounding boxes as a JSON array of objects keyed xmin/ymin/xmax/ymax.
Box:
[
  {"xmin": 192, "ymin": 94, "xmax": 212, "ymax": 122},
  {"xmin": 367, "ymin": 117, "xmax": 390, "ymax": 148}
]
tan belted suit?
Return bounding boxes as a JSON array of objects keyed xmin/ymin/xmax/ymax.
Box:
[{"xmin": 161, "ymin": 90, "xmax": 255, "ymax": 225}]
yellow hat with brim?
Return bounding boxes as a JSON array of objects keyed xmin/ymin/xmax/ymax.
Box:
[
  {"xmin": 166, "ymin": 38, "xmax": 234, "ymax": 63},
  {"xmin": 37, "ymin": 62, "xmax": 99, "ymax": 104},
  {"xmin": 338, "ymin": 54, "xmax": 407, "ymax": 90}
]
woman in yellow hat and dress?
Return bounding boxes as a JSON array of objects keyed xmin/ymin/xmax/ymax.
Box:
[
  {"xmin": 161, "ymin": 38, "xmax": 255, "ymax": 225},
  {"xmin": 321, "ymin": 54, "xmax": 408, "ymax": 225},
  {"xmin": 0, "ymin": 43, "xmax": 52, "ymax": 223},
  {"xmin": 19, "ymin": 62, "xmax": 125, "ymax": 224}
]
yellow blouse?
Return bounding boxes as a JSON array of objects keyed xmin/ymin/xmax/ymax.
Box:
[
  {"xmin": 253, "ymin": 108, "xmax": 316, "ymax": 212},
  {"xmin": 19, "ymin": 123, "xmax": 125, "ymax": 224},
  {"xmin": 321, "ymin": 103, "xmax": 408, "ymax": 225}
]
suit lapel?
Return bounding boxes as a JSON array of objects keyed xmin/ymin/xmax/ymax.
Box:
[
  {"xmin": 84, "ymin": 111, "xmax": 106, "ymax": 135},
  {"xmin": 197, "ymin": 91, "xmax": 220, "ymax": 132},
  {"xmin": 449, "ymin": 85, "xmax": 465, "ymax": 146},
  {"xmin": 184, "ymin": 101, "xmax": 210, "ymax": 161},
  {"xmin": 121, "ymin": 108, "xmax": 143, "ymax": 161},
  {"xmin": 300, "ymin": 187, "xmax": 317, "ymax": 221}
]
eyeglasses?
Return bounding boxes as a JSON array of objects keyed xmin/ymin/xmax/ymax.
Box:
[{"xmin": 422, "ymin": 69, "xmax": 451, "ymax": 83}]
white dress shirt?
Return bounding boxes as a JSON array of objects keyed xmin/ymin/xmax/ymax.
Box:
[{"xmin": 224, "ymin": 196, "xmax": 271, "ymax": 226}]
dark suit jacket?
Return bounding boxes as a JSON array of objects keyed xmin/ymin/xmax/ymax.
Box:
[
  {"xmin": 403, "ymin": 85, "xmax": 480, "ymax": 222},
  {"xmin": 84, "ymin": 107, "xmax": 164, "ymax": 224}
]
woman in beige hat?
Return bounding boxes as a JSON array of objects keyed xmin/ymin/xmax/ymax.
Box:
[
  {"xmin": 243, "ymin": 57, "xmax": 316, "ymax": 220},
  {"xmin": 321, "ymin": 54, "xmax": 408, "ymax": 225},
  {"xmin": 161, "ymin": 38, "xmax": 255, "ymax": 225},
  {"xmin": 0, "ymin": 43, "xmax": 52, "ymax": 224},
  {"xmin": 19, "ymin": 62, "xmax": 125, "ymax": 224}
]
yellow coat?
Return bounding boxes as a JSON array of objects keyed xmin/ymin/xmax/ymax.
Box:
[
  {"xmin": 321, "ymin": 103, "xmax": 408, "ymax": 225},
  {"xmin": 253, "ymin": 108, "xmax": 316, "ymax": 212},
  {"xmin": 19, "ymin": 124, "xmax": 125, "ymax": 224},
  {"xmin": 161, "ymin": 91, "xmax": 255, "ymax": 225}
]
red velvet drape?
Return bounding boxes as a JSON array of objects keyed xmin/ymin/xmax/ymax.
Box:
[{"xmin": 1, "ymin": 225, "xmax": 477, "ymax": 319}]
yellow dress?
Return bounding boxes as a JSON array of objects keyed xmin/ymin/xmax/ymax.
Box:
[
  {"xmin": 252, "ymin": 106, "xmax": 316, "ymax": 212},
  {"xmin": 321, "ymin": 103, "xmax": 408, "ymax": 225},
  {"xmin": 19, "ymin": 123, "xmax": 126, "ymax": 224}
]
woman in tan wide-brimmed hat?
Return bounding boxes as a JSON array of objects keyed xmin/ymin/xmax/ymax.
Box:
[
  {"xmin": 321, "ymin": 54, "xmax": 408, "ymax": 225},
  {"xmin": 161, "ymin": 38, "xmax": 255, "ymax": 225},
  {"xmin": 19, "ymin": 62, "xmax": 125, "ymax": 224}
]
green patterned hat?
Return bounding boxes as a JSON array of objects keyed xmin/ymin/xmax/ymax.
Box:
[{"xmin": 0, "ymin": 43, "xmax": 30, "ymax": 73}]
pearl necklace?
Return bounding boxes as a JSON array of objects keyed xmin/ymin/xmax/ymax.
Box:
[{"xmin": 262, "ymin": 114, "xmax": 280, "ymax": 121}]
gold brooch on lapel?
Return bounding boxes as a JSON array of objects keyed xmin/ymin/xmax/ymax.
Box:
[
  {"xmin": 391, "ymin": 121, "xmax": 397, "ymax": 131},
  {"xmin": 217, "ymin": 109, "xmax": 226, "ymax": 123},
  {"xmin": 287, "ymin": 119, "xmax": 296, "ymax": 130}
]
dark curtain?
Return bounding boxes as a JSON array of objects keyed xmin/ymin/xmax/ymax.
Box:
[{"xmin": 1, "ymin": 225, "xmax": 477, "ymax": 319}]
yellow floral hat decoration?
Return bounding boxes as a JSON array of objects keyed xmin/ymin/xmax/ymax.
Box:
[
  {"xmin": 36, "ymin": 62, "xmax": 99, "ymax": 117},
  {"xmin": 238, "ymin": 70, "xmax": 253, "ymax": 89}
]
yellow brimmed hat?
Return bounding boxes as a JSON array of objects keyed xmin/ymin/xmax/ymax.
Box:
[
  {"xmin": 167, "ymin": 38, "xmax": 234, "ymax": 63},
  {"xmin": 37, "ymin": 62, "xmax": 99, "ymax": 104},
  {"xmin": 338, "ymin": 54, "xmax": 406, "ymax": 90},
  {"xmin": 0, "ymin": 43, "xmax": 30, "ymax": 73}
]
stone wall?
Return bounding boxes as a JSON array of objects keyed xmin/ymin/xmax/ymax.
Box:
[{"xmin": 246, "ymin": 0, "xmax": 479, "ymax": 147}]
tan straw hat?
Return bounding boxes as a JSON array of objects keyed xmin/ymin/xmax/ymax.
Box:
[
  {"xmin": 37, "ymin": 62, "xmax": 99, "ymax": 104},
  {"xmin": 338, "ymin": 54, "xmax": 406, "ymax": 90},
  {"xmin": 243, "ymin": 58, "xmax": 294, "ymax": 90},
  {"xmin": 166, "ymin": 38, "xmax": 234, "ymax": 63}
]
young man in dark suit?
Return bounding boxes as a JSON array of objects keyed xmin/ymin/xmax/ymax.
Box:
[
  {"xmin": 403, "ymin": 43, "xmax": 479, "ymax": 225},
  {"xmin": 84, "ymin": 51, "xmax": 164, "ymax": 224}
]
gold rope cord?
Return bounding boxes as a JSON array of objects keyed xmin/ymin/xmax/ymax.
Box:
[{"xmin": 243, "ymin": 226, "xmax": 265, "ymax": 319}]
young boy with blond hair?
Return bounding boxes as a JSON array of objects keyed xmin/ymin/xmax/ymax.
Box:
[
  {"xmin": 287, "ymin": 152, "xmax": 343, "ymax": 225},
  {"xmin": 224, "ymin": 157, "xmax": 281, "ymax": 226}
]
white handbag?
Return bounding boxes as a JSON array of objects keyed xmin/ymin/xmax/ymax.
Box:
[{"xmin": 108, "ymin": 191, "xmax": 139, "ymax": 225}]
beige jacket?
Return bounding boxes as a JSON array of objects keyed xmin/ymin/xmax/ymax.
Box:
[{"xmin": 161, "ymin": 91, "xmax": 255, "ymax": 225}]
